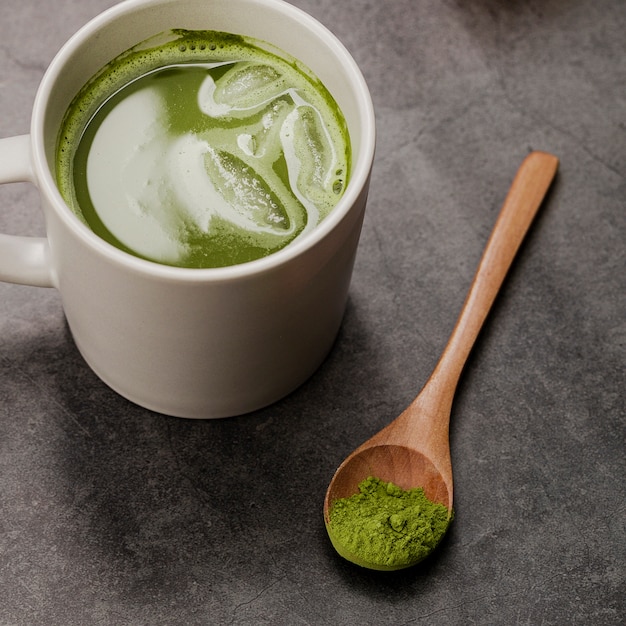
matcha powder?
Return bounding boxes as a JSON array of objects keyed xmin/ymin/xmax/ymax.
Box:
[{"xmin": 327, "ymin": 476, "xmax": 452, "ymax": 569}]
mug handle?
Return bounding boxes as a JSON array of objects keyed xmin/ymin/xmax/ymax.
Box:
[{"xmin": 0, "ymin": 134, "xmax": 55, "ymax": 287}]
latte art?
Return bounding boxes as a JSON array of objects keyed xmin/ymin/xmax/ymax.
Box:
[{"xmin": 57, "ymin": 31, "xmax": 351, "ymax": 268}]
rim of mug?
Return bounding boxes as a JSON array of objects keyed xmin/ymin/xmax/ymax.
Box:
[{"xmin": 31, "ymin": 0, "xmax": 376, "ymax": 283}]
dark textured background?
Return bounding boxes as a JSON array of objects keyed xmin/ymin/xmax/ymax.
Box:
[{"xmin": 1, "ymin": 0, "xmax": 624, "ymax": 623}]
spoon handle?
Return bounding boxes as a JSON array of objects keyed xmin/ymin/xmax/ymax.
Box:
[{"xmin": 427, "ymin": 151, "xmax": 559, "ymax": 401}]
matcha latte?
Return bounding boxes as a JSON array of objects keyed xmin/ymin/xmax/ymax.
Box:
[{"xmin": 56, "ymin": 30, "xmax": 351, "ymax": 268}]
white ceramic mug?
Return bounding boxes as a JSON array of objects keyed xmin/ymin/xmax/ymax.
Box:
[{"xmin": 0, "ymin": 0, "xmax": 375, "ymax": 418}]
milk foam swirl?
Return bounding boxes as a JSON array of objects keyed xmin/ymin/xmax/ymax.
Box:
[
  {"xmin": 87, "ymin": 62, "xmax": 340, "ymax": 263},
  {"xmin": 57, "ymin": 31, "xmax": 350, "ymax": 268}
]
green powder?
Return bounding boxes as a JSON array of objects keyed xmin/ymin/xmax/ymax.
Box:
[{"xmin": 327, "ymin": 476, "xmax": 452, "ymax": 570}]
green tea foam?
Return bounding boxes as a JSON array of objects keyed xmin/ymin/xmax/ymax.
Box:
[{"xmin": 56, "ymin": 30, "xmax": 351, "ymax": 268}]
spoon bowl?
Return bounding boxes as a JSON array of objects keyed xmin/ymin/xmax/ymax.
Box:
[
  {"xmin": 325, "ymin": 446, "xmax": 450, "ymax": 571},
  {"xmin": 324, "ymin": 151, "xmax": 559, "ymax": 570}
]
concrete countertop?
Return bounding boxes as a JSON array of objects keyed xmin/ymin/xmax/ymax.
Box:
[{"xmin": 0, "ymin": 0, "xmax": 624, "ymax": 623}]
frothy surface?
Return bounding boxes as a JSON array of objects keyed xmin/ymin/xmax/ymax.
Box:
[{"xmin": 56, "ymin": 31, "xmax": 351, "ymax": 268}]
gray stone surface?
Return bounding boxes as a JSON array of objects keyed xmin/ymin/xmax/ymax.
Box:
[{"xmin": 0, "ymin": 0, "xmax": 624, "ymax": 623}]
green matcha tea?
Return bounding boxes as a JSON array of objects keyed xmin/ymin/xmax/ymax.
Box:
[{"xmin": 56, "ymin": 30, "xmax": 351, "ymax": 268}]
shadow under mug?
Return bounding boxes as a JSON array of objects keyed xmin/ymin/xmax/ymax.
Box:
[{"xmin": 0, "ymin": 0, "xmax": 376, "ymax": 418}]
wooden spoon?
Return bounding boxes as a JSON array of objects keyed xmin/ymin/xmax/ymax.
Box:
[{"xmin": 324, "ymin": 151, "xmax": 559, "ymax": 570}]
